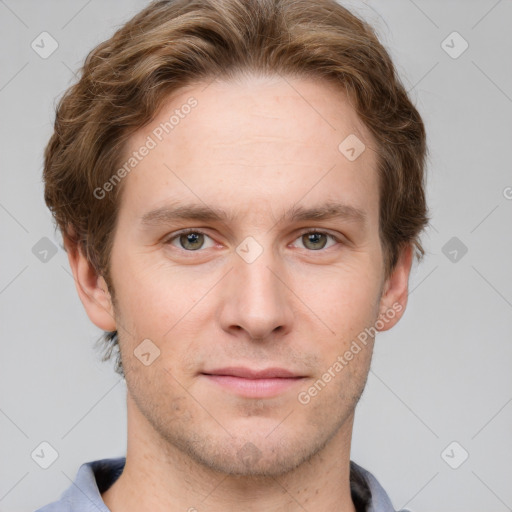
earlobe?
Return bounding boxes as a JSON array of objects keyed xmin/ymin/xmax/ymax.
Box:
[
  {"xmin": 64, "ymin": 237, "xmax": 117, "ymax": 332},
  {"xmin": 377, "ymin": 244, "xmax": 414, "ymax": 332}
]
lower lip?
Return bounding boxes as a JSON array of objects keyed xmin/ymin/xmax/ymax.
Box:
[{"xmin": 202, "ymin": 374, "xmax": 305, "ymax": 398}]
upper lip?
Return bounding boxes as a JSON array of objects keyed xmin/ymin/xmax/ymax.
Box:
[{"xmin": 202, "ymin": 367, "xmax": 303, "ymax": 379}]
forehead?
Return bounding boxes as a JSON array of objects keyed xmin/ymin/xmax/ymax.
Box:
[{"xmin": 117, "ymin": 74, "xmax": 379, "ymax": 224}]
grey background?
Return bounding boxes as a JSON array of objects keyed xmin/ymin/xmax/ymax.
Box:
[{"xmin": 0, "ymin": 0, "xmax": 511, "ymax": 510}]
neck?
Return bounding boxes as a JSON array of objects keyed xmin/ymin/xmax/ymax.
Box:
[{"xmin": 102, "ymin": 394, "xmax": 357, "ymax": 512}]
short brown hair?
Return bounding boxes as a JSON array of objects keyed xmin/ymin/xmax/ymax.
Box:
[{"xmin": 43, "ymin": 0, "xmax": 428, "ymax": 376}]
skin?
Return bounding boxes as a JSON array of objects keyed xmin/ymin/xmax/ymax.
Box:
[{"xmin": 66, "ymin": 74, "xmax": 413, "ymax": 512}]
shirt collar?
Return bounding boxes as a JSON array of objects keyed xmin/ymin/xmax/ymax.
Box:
[{"xmin": 39, "ymin": 457, "xmax": 401, "ymax": 512}]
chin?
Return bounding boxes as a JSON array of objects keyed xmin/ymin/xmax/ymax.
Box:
[{"xmin": 170, "ymin": 428, "xmax": 328, "ymax": 478}]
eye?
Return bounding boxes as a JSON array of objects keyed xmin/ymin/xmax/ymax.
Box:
[
  {"xmin": 165, "ymin": 229, "xmax": 340, "ymax": 252},
  {"xmin": 166, "ymin": 229, "xmax": 216, "ymax": 251},
  {"xmin": 293, "ymin": 231, "xmax": 339, "ymax": 251}
]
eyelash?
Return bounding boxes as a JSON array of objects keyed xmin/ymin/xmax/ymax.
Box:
[{"xmin": 164, "ymin": 228, "xmax": 342, "ymax": 251}]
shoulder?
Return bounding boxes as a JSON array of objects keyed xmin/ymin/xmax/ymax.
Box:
[
  {"xmin": 33, "ymin": 457, "xmax": 126, "ymax": 512},
  {"xmin": 350, "ymin": 460, "xmax": 412, "ymax": 512}
]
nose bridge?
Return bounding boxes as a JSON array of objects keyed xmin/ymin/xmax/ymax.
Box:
[{"xmin": 221, "ymin": 239, "xmax": 293, "ymax": 339}]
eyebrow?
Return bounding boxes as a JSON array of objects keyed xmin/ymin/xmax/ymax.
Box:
[{"xmin": 139, "ymin": 201, "xmax": 366, "ymax": 227}]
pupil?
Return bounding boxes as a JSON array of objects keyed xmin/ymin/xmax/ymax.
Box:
[
  {"xmin": 303, "ymin": 232, "xmax": 326, "ymax": 250},
  {"xmin": 181, "ymin": 232, "xmax": 203, "ymax": 250}
]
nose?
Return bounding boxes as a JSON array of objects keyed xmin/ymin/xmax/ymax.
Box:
[{"xmin": 218, "ymin": 246, "xmax": 294, "ymax": 341}]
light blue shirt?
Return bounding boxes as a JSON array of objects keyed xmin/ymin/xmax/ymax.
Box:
[{"xmin": 34, "ymin": 457, "xmax": 410, "ymax": 512}]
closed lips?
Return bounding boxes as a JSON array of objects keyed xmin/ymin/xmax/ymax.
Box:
[{"xmin": 201, "ymin": 367, "xmax": 304, "ymax": 379}]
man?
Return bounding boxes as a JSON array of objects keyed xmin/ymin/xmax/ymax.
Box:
[{"xmin": 37, "ymin": 0, "xmax": 427, "ymax": 510}]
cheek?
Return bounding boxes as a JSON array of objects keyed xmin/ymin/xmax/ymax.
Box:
[
  {"xmin": 122, "ymin": 345, "xmax": 197, "ymax": 427},
  {"xmin": 293, "ymin": 262, "xmax": 382, "ymax": 330},
  {"xmin": 110, "ymin": 257, "xmax": 185, "ymax": 332}
]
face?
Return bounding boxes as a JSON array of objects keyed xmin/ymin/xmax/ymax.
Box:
[{"xmin": 77, "ymin": 74, "xmax": 411, "ymax": 477}]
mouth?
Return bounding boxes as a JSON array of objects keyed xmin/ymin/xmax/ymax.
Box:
[{"xmin": 200, "ymin": 367, "xmax": 307, "ymax": 398}]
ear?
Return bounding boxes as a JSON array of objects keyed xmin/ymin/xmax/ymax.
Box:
[
  {"xmin": 377, "ymin": 244, "xmax": 413, "ymax": 332},
  {"xmin": 64, "ymin": 237, "xmax": 117, "ymax": 332}
]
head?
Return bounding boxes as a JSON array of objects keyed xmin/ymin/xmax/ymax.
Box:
[{"xmin": 44, "ymin": 0, "xmax": 427, "ymax": 476}]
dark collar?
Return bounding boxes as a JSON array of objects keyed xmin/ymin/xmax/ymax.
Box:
[{"xmin": 92, "ymin": 458, "xmax": 372, "ymax": 510}]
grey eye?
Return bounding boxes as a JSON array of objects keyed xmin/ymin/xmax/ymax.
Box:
[
  {"xmin": 179, "ymin": 232, "xmax": 205, "ymax": 250},
  {"xmin": 301, "ymin": 232, "xmax": 328, "ymax": 250},
  {"xmin": 167, "ymin": 230, "xmax": 216, "ymax": 251}
]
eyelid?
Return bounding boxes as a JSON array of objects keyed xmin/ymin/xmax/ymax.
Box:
[
  {"xmin": 163, "ymin": 227, "xmax": 344, "ymax": 251},
  {"xmin": 164, "ymin": 227, "xmax": 210, "ymax": 240},
  {"xmin": 163, "ymin": 228, "xmax": 216, "ymax": 248},
  {"xmin": 291, "ymin": 228, "xmax": 342, "ymax": 249},
  {"xmin": 294, "ymin": 227, "xmax": 341, "ymax": 239}
]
